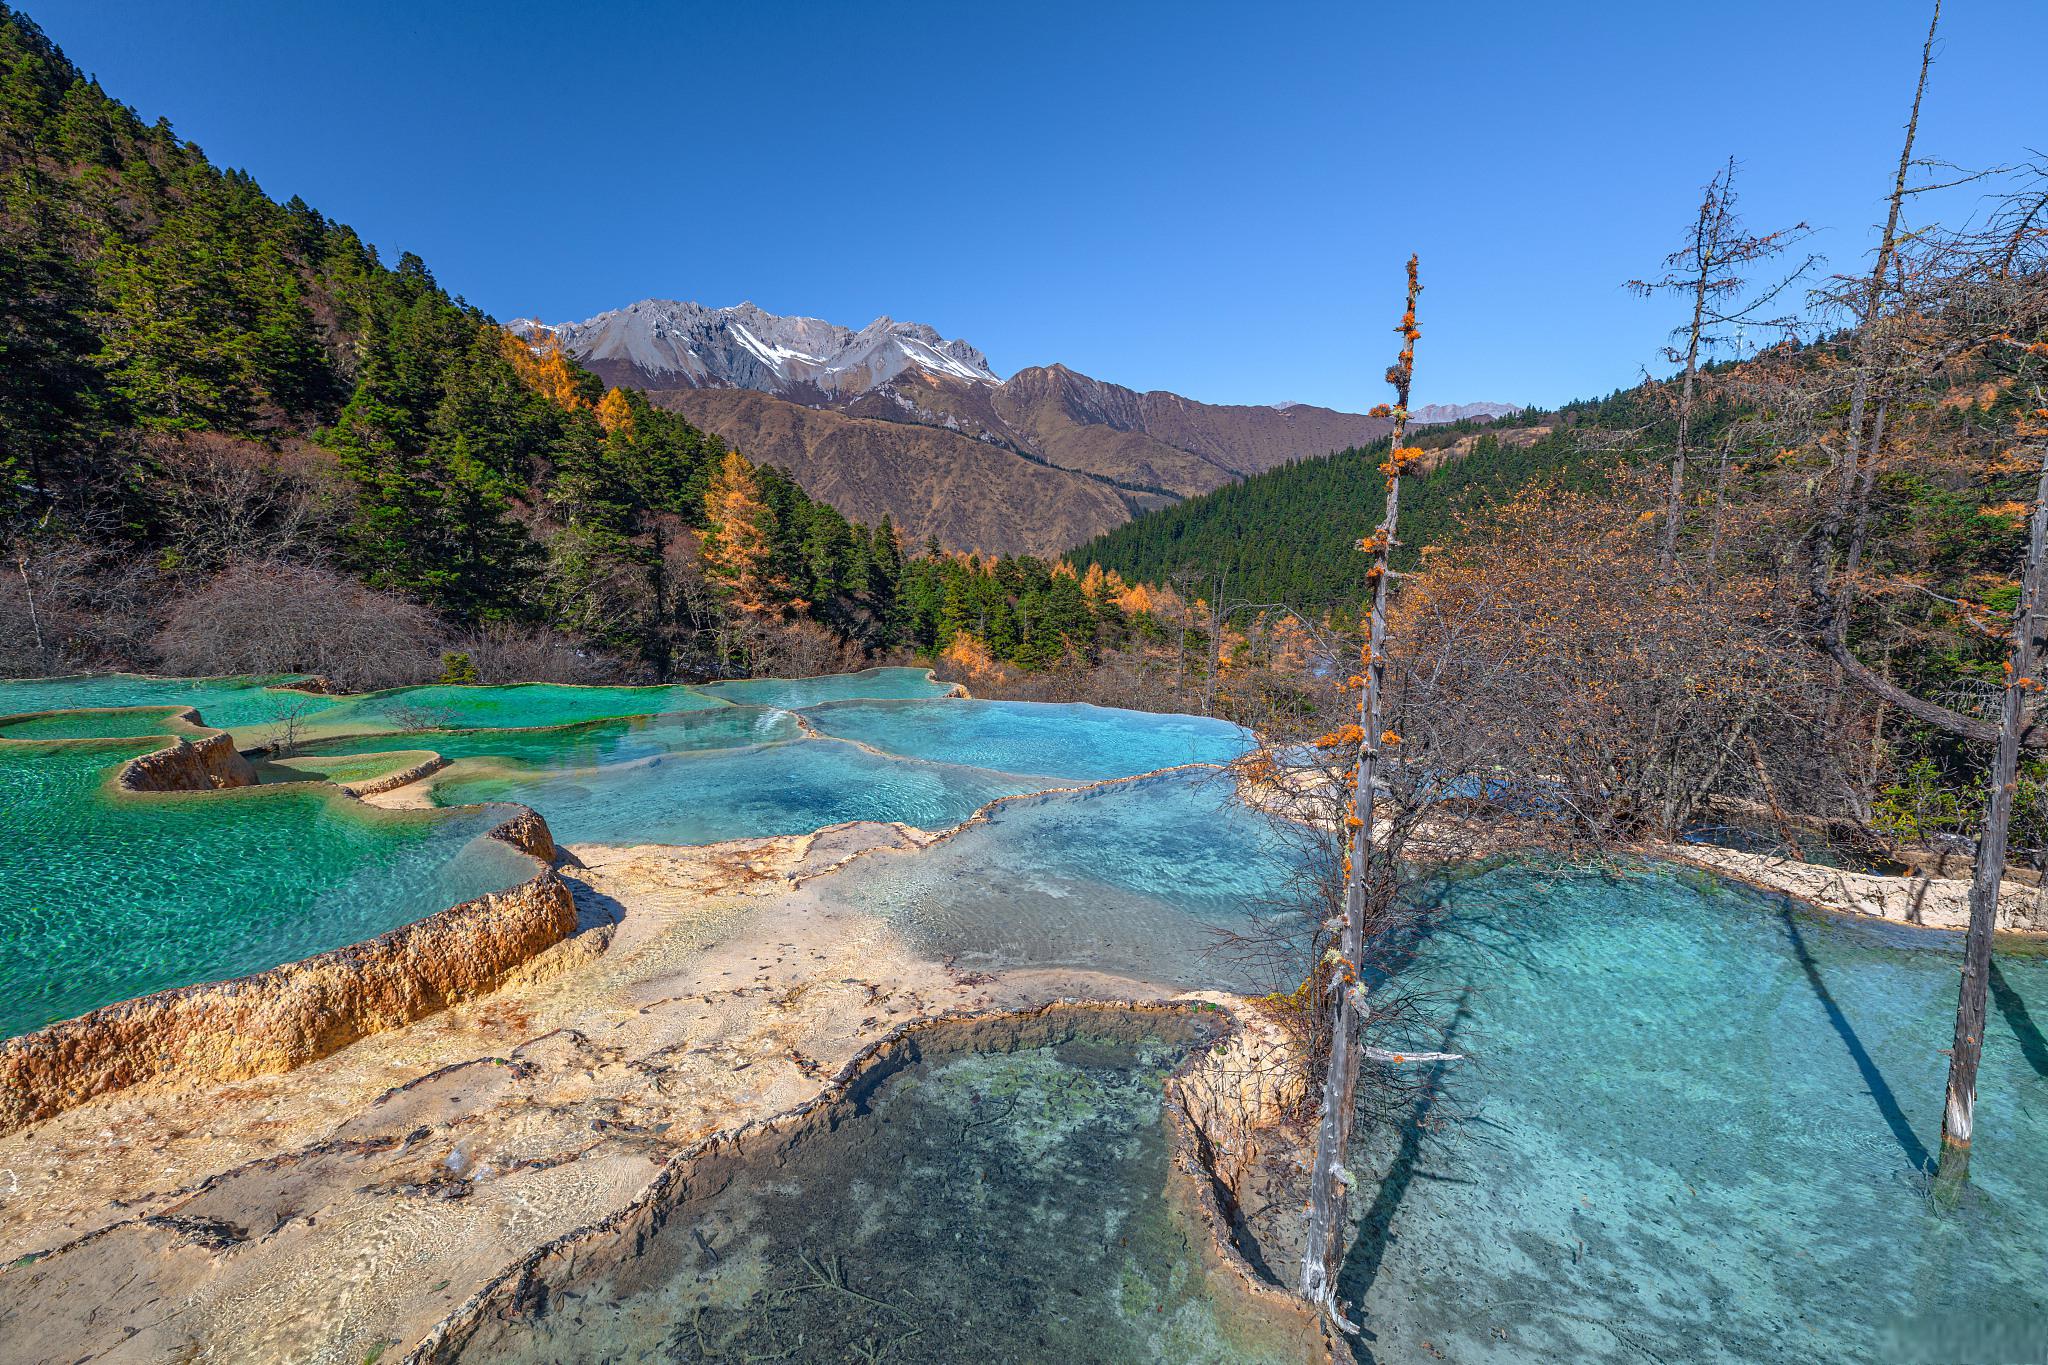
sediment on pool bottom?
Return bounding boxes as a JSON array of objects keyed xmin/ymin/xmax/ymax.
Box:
[{"xmin": 415, "ymin": 1002, "xmax": 1331, "ymax": 1365}]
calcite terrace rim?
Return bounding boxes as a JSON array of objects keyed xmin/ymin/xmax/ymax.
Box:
[
  {"xmin": 0, "ymin": 704, "xmax": 578, "ymax": 1136},
  {"xmin": 402, "ymin": 995, "xmax": 1331, "ymax": 1365}
]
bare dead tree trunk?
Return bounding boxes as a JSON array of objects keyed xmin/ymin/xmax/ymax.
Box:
[
  {"xmin": 1661, "ymin": 179, "xmax": 1718, "ymax": 572},
  {"xmin": 1936, "ymin": 436, "xmax": 2048, "ymax": 1193},
  {"xmin": 1300, "ymin": 256, "xmax": 1459, "ymax": 1325},
  {"xmin": 1705, "ymin": 432, "xmax": 1736, "ymax": 572},
  {"xmin": 16, "ymin": 552, "xmax": 44, "ymax": 662},
  {"xmin": 1832, "ymin": 1, "xmax": 1937, "ymax": 561}
]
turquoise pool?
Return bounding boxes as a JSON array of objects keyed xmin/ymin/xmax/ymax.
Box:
[
  {"xmin": 818, "ymin": 768, "xmax": 1301, "ymax": 990},
  {"xmin": 6, "ymin": 668, "xmax": 2045, "ymax": 1365},
  {"xmin": 1341, "ymin": 865, "xmax": 2048, "ymax": 1364},
  {"xmin": 805, "ymin": 698, "xmax": 1252, "ymax": 781},
  {"xmin": 289, "ymin": 706, "xmax": 805, "ymax": 772},
  {"xmin": 0, "ymin": 674, "xmax": 327, "ymax": 730},
  {"xmin": 0, "ymin": 735, "xmax": 536, "ymax": 1039},
  {"xmin": 438, "ymin": 1010, "xmax": 1312, "ymax": 1364},
  {"xmin": 429, "ymin": 738, "xmax": 1045, "ymax": 846}
]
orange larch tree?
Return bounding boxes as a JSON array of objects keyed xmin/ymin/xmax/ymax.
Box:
[{"xmin": 702, "ymin": 449, "xmax": 782, "ymax": 615}]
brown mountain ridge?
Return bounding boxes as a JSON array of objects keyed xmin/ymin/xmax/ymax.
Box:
[{"xmin": 528, "ymin": 299, "xmax": 1395, "ymax": 554}]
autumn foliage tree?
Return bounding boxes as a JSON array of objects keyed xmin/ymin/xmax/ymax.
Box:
[{"xmin": 702, "ymin": 448, "xmax": 784, "ymax": 615}]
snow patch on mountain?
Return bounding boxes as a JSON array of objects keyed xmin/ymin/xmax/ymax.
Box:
[
  {"xmin": 1408, "ymin": 401, "xmax": 1520, "ymax": 425},
  {"xmin": 512, "ymin": 300, "xmax": 998, "ymax": 400}
]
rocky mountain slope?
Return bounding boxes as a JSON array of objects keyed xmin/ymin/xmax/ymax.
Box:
[
  {"xmin": 510, "ymin": 301, "xmax": 997, "ymax": 404},
  {"xmin": 521, "ymin": 300, "xmax": 1402, "ymax": 553},
  {"xmin": 656, "ymin": 388, "xmax": 1135, "ymax": 553},
  {"xmin": 1409, "ymin": 401, "xmax": 1521, "ymax": 425}
]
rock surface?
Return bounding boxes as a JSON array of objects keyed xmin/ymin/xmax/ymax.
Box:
[
  {"xmin": 0, "ymin": 826, "xmax": 1215, "ymax": 1364},
  {"xmin": 1658, "ymin": 842, "xmax": 2048, "ymax": 932},
  {"xmin": 116, "ymin": 725, "xmax": 257, "ymax": 791}
]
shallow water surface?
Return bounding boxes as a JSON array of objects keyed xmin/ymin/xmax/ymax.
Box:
[
  {"xmin": 0, "ymin": 737, "xmax": 536, "ymax": 1037},
  {"xmin": 694, "ymin": 666, "xmax": 953, "ymax": 707},
  {"xmin": 291, "ymin": 706, "xmax": 803, "ymax": 773},
  {"xmin": 1344, "ymin": 865, "xmax": 2048, "ymax": 1364},
  {"xmin": 820, "ymin": 768, "xmax": 1301, "ymax": 991},
  {"xmin": 442, "ymin": 1011, "xmax": 1311, "ymax": 1365},
  {"xmin": 304, "ymin": 680, "xmax": 728, "ymax": 733},
  {"xmin": 807, "ymin": 698, "xmax": 1251, "ymax": 781},
  {"xmin": 0, "ymin": 674, "xmax": 328, "ymax": 730},
  {"xmin": 430, "ymin": 737, "xmax": 1042, "ymax": 846}
]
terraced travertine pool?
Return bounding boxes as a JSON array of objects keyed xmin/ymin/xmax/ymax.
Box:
[
  {"xmin": 1, "ymin": 715, "xmax": 536, "ymax": 1039},
  {"xmin": 5, "ymin": 669, "xmax": 2046, "ymax": 1363},
  {"xmin": 434, "ymin": 1009, "xmax": 1319, "ymax": 1365}
]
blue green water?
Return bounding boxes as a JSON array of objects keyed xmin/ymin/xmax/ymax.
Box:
[
  {"xmin": 291, "ymin": 707, "xmax": 804, "ymax": 772},
  {"xmin": 0, "ymin": 736, "xmax": 536, "ymax": 1038},
  {"xmin": 1342, "ymin": 866, "xmax": 2048, "ymax": 1364},
  {"xmin": 694, "ymin": 665, "xmax": 952, "ymax": 706},
  {"xmin": 439, "ymin": 1011, "xmax": 1314, "ymax": 1365},
  {"xmin": 0, "ymin": 674, "xmax": 325, "ymax": 730},
  {"xmin": 302, "ymin": 681, "xmax": 729, "ymax": 734},
  {"xmin": 430, "ymin": 739, "xmax": 1043, "ymax": 846},
  {"xmin": 8, "ymin": 668, "xmax": 2048, "ymax": 1365},
  {"xmin": 819, "ymin": 769, "xmax": 1300, "ymax": 989},
  {"xmin": 0, "ymin": 669, "xmax": 952, "ymax": 746},
  {"xmin": 806, "ymin": 699, "xmax": 1251, "ymax": 782},
  {"xmin": 0, "ymin": 705, "xmax": 195, "ymax": 739}
]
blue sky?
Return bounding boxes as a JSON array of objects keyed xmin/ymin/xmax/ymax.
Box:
[{"xmin": 24, "ymin": 0, "xmax": 2043, "ymax": 411}]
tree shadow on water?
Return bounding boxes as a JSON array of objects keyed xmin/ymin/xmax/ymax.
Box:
[
  {"xmin": 1778, "ymin": 906, "xmax": 1931, "ymax": 1173},
  {"xmin": 1989, "ymin": 960, "xmax": 2048, "ymax": 1080},
  {"xmin": 1334, "ymin": 988, "xmax": 1477, "ymax": 1364}
]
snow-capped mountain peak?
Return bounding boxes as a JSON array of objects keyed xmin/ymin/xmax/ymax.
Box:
[{"xmin": 510, "ymin": 300, "xmax": 998, "ymax": 400}]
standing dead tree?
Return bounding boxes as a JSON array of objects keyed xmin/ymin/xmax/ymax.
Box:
[
  {"xmin": 1297, "ymin": 256, "xmax": 1463, "ymax": 1326},
  {"xmin": 1809, "ymin": 0, "xmax": 1943, "ymax": 652},
  {"xmin": 1803, "ymin": 164, "xmax": 2048, "ymax": 1191},
  {"xmin": 1628, "ymin": 158, "xmax": 1815, "ymax": 572},
  {"xmin": 1938, "ymin": 405, "xmax": 2048, "ymax": 1193}
]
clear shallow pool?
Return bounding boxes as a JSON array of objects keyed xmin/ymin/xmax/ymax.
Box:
[
  {"xmin": 440, "ymin": 1010, "xmax": 1313, "ymax": 1365},
  {"xmin": 0, "ymin": 705, "xmax": 194, "ymax": 739},
  {"xmin": 0, "ymin": 674, "xmax": 328, "ymax": 730},
  {"xmin": 290, "ymin": 706, "xmax": 804, "ymax": 773},
  {"xmin": 0, "ymin": 671, "xmax": 959, "ymax": 745},
  {"xmin": 429, "ymin": 738, "xmax": 1044, "ymax": 846},
  {"xmin": 820, "ymin": 769, "xmax": 1302, "ymax": 991},
  {"xmin": 694, "ymin": 666, "xmax": 953, "ymax": 706},
  {"xmin": 806, "ymin": 698, "xmax": 1252, "ymax": 782},
  {"xmin": 0, "ymin": 737, "xmax": 537, "ymax": 1038},
  {"xmin": 12, "ymin": 670, "xmax": 2047, "ymax": 1365},
  {"xmin": 1342, "ymin": 865, "xmax": 2048, "ymax": 1365},
  {"xmin": 302, "ymin": 681, "xmax": 729, "ymax": 734}
]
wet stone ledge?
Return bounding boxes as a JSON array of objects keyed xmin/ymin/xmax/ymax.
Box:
[{"xmin": 114, "ymin": 718, "xmax": 258, "ymax": 791}]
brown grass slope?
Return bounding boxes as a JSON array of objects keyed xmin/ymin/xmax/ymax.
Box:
[{"xmin": 651, "ymin": 388, "xmax": 1133, "ymax": 555}]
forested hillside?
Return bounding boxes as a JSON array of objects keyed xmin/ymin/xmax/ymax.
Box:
[
  {"xmin": 1071, "ymin": 405, "xmax": 1589, "ymax": 606},
  {"xmin": 0, "ymin": 6, "xmax": 1141, "ymax": 685}
]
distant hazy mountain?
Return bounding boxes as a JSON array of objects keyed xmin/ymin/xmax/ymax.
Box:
[
  {"xmin": 522, "ymin": 300, "xmax": 1394, "ymax": 554},
  {"xmin": 1408, "ymin": 401, "xmax": 1520, "ymax": 425}
]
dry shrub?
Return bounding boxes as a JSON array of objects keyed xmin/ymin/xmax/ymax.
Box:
[
  {"xmin": 452, "ymin": 620, "xmax": 619, "ymax": 684},
  {"xmin": 142, "ymin": 432, "xmax": 340, "ymax": 571},
  {"xmin": 152, "ymin": 560, "xmax": 444, "ymax": 690},
  {"xmin": 1, "ymin": 532, "xmax": 161, "ymax": 676},
  {"xmin": 740, "ymin": 615, "xmax": 865, "ymax": 678},
  {"xmin": 1396, "ymin": 477, "xmax": 1833, "ymax": 838}
]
